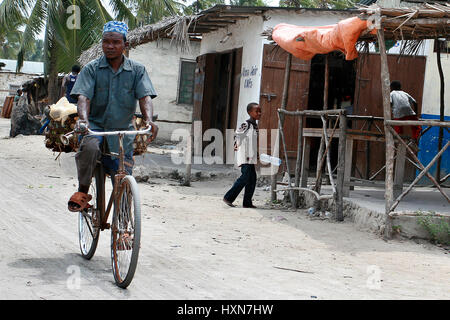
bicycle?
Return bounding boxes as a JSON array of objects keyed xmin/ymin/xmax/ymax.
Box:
[{"xmin": 62, "ymin": 124, "xmax": 151, "ymax": 288}]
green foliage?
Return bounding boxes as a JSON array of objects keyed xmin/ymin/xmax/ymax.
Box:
[
  {"xmin": 0, "ymin": 25, "xmax": 23, "ymax": 60},
  {"xmin": 182, "ymin": 0, "xmax": 225, "ymax": 15},
  {"xmin": 25, "ymin": 39, "xmax": 44, "ymax": 62},
  {"xmin": 133, "ymin": 0, "xmax": 181, "ymax": 25},
  {"xmin": 230, "ymin": 0, "xmax": 267, "ymax": 6},
  {"xmin": 0, "ymin": 0, "xmax": 180, "ymax": 74},
  {"xmin": 181, "ymin": 0, "xmax": 268, "ymax": 15},
  {"xmin": 417, "ymin": 211, "xmax": 450, "ymax": 245},
  {"xmin": 279, "ymin": 0, "xmax": 355, "ymax": 9}
]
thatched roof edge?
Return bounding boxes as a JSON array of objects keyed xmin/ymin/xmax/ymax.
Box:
[{"xmin": 78, "ymin": 15, "xmax": 199, "ymax": 66}]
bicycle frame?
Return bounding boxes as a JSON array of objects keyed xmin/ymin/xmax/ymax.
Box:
[{"xmin": 79, "ymin": 127, "xmax": 151, "ymax": 231}]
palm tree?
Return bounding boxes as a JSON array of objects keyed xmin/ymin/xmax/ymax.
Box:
[
  {"xmin": 0, "ymin": 25, "xmax": 23, "ymax": 60},
  {"xmin": 0, "ymin": 0, "xmax": 180, "ymax": 103},
  {"xmin": 182, "ymin": 0, "xmax": 225, "ymax": 15}
]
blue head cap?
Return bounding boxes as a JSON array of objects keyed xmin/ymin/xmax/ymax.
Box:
[{"xmin": 103, "ymin": 21, "xmax": 128, "ymax": 38}]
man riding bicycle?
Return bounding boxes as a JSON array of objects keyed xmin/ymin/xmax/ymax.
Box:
[{"xmin": 68, "ymin": 20, "xmax": 158, "ymax": 212}]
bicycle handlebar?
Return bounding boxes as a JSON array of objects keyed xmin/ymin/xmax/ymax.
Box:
[
  {"xmin": 85, "ymin": 126, "xmax": 152, "ymax": 137},
  {"xmin": 60, "ymin": 125, "xmax": 152, "ymax": 146}
]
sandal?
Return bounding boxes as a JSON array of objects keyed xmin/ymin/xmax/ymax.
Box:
[{"xmin": 68, "ymin": 192, "xmax": 93, "ymax": 212}]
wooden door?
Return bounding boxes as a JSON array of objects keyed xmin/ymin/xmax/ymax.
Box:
[
  {"xmin": 353, "ymin": 53, "xmax": 426, "ymax": 181},
  {"xmin": 193, "ymin": 54, "xmax": 207, "ymax": 122},
  {"xmin": 259, "ymin": 44, "xmax": 311, "ymax": 159},
  {"xmin": 228, "ymin": 47, "xmax": 243, "ymax": 131}
]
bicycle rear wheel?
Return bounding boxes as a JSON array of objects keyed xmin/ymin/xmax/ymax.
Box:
[
  {"xmin": 110, "ymin": 175, "xmax": 141, "ymax": 288},
  {"xmin": 78, "ymin": 166, "xmax": 104, "ymax": 260}
]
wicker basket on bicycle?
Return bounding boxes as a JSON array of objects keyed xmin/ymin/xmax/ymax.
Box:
[
  {"xmin": 44, "ymin": 114, "xmax": 80, "ymax": 153},
  {"xmin": 132, "ymin": 114, "xmax": 151, "ymax": 156},
  {"xmin": 44, "ymin": 98, "xmax": 150, "ymax": 155}
]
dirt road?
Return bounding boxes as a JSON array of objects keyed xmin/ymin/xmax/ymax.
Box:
[{"xmin": 0, "ymin": 118, "xmax": 448, "ymax": 300}]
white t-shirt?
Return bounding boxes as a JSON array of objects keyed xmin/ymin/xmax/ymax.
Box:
[
  {"xmin": 390, "ymin": 90, "xmax": 416, "ymax": 119},
  {"xmin": 235, "ymin": 120, "xmax": 258, "ymax": 167}
]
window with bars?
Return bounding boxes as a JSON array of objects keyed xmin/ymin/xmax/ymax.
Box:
[
  {"xmin": 177, "ymin": 60, "xmax": 196, "ymax": 105},
  {"xmin": 9, "ymin": 84, "xmax": 21, "ymax": 96}
]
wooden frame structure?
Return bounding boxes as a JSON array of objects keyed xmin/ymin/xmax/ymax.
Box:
[{"xmin": 269, "ymin": 3, "xmax": 450, "ymax": 238}]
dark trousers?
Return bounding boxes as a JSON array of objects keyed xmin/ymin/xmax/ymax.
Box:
[
  {"xmin": 75, "ymin": 135, "xmax": 134, "ymax": 188},
  {"xmin": 224, "ymin": 164, "xmax": 257, "ymax": 206}
]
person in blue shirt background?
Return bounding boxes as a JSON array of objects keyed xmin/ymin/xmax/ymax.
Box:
[{"xmin": 60, "ymin": 64, "xmax": 81, "ymax": 104}]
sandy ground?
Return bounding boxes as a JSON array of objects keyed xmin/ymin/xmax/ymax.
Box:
[{"xmin": 0, "ymin": 118, "xmax": 448, "ymax": 300}]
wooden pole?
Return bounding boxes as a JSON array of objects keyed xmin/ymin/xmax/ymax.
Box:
[
  {"xmin": 388, "ymin": 126, "xmax": 450, "ymax": 203},
  {"xmin": 314, "ymin": 55, "xmax": 330, "ymax": 194},
  {"xmin": 385, "ymin": 119, "xmax": 450, "ymax": 127},
  {"xmin": 435, "ymin": 38, "xmax": 445, "ymax": 183},
  {"xmin": 390, "ymin": 140, "xmax": 450, "ymax": 212},
  {"xmin": 293, "ymin": 115, "xmax": 304, "ymax": 208},
  {"xmin": 377, "ymin": 27, "xmax": 394, "ymax": 239},
  {"xmin": 321, "ymin": 115, "xmax": 336, "ymax": 194},
  {"xmin": 271, "ymin": 52, "xmax": 292, "ymax": 202},
  {"xmin": 313, "ymin": 115, "xmax": 339, "ymax": 192},
  {"xmin": 336, "ymin": 111, "xmax": 347, "ymax": 221},
  {"xmin": 324, "ymin": 55, "xmax": 329, "ymax": 112},
  {"xmin": 278, "ymin": 113, "xmax": 295, "ymax": 205},
  {"xmin": 278, "ymin": 109, "xmax": 344, "ymax": 116}
]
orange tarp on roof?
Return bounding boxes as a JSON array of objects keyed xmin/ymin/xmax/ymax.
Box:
[{"xmin": 272, "ymin": 17, "xmax": 370, "ymax": 61}]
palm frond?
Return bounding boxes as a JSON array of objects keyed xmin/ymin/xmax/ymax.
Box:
[
  {"xmin": 0, "ymin": 0, "xmax": 30, "ymax": 29},
  {"xmin": 108, "ymin": 0, "xmax": 138, "ymax": 29},
  {"xmin": 16, "ymin": 0, "xmax": 47, "ymax": 72}
]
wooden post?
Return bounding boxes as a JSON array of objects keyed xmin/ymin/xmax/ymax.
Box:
[
  {"xmin": 314, "ymin": 54, "xmax": 329, "ymax": 194},
  {"xmin": 393, "ymin": 143, "xmax": 406, "ymax": 199},
  {"xmin": 278, "ymin": 113, "xmax": 295, "ymax": 205},
  {"xmin": 435, "ymin": 38, "xmax": 445, "ymax": 183},
  {"xmin": 336, "ymin": 112, "xmax": 347, "ymax": 221},
  {"xmin": 390, "ymin": 140, "xmax": 450, "ymax": 212},
  {"xmin": 293, "ymin": 115, "xmax": 304, "ymax": 208},
  {"xmin": 343, "ymin": 138, "xmax": 354, "ymax": 197},
  {"xmin": 388, "ymin": 126, "xmax": 450, "ymax": 203},
  {"xmin": 271, "ymin": 52, "xmax": 292, "ymax": 202},
  {"xmin": 300, "ymin": 138, "xmax": 311, "ymax": 188},
  {"xmin": 324, "ymin": 55, "xmax": 329, "ymax": 112},
  {"xmin": 377, "ymin": 27, "xmax": 394, "ymax": 239}
]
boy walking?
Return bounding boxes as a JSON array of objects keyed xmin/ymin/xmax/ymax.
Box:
[
  {"xmin": 223, "ymin": 102, "xmax": 261, "ymax": 208},
  {"xmin": 390, "ymin": 80, "xmax": 421, "ymax": 141}
]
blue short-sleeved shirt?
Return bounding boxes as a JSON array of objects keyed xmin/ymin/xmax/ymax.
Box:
[{"xmin": 70, "ymin": 55, "xmax": 157, "ymax": 156}]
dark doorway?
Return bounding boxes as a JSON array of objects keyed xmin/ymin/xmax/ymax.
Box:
[
  {"xmin": 194, "ymin": 48, "xmax": 242, "ymax": 152},
  {"xmin": 306, "ymin": 52, "xmax": 357, "ymax": 172}
]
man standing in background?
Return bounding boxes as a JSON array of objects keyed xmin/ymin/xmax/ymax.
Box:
[{"xmin": 60, "ymin": 65, "xmax": 81, "ymax": 104}]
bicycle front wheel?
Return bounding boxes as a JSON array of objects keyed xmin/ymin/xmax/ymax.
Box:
[
  {"xmin": 78, "ymin": 166, "xmax": 104, "ymax": 260},
  {"xmin": 110, "ymin": 175, "xmax": 141, "ymax": 288}
]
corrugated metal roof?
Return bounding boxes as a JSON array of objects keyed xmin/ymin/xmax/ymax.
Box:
[{"xmin": 0, "ymin": 59, "xmax": 44, "ymax": 74}]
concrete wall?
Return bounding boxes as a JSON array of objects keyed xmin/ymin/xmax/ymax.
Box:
[
  {"xmin": 422, "ymin": 42, "xmax": 450, "ymax": 116},
  {"xmin": 0, "ymin": 72, "xmax": 37, "ymax": 107},
  {"xmin": 200, "ymin": 15, "xmax": 265, "ymax": 127},
  {"xmin": 129, "ymin": 39, "xmax": 201, "ymax": 141},
  {"xmin": 418, "ymin": 43, "xmax": 450, "ymax": 181}
]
